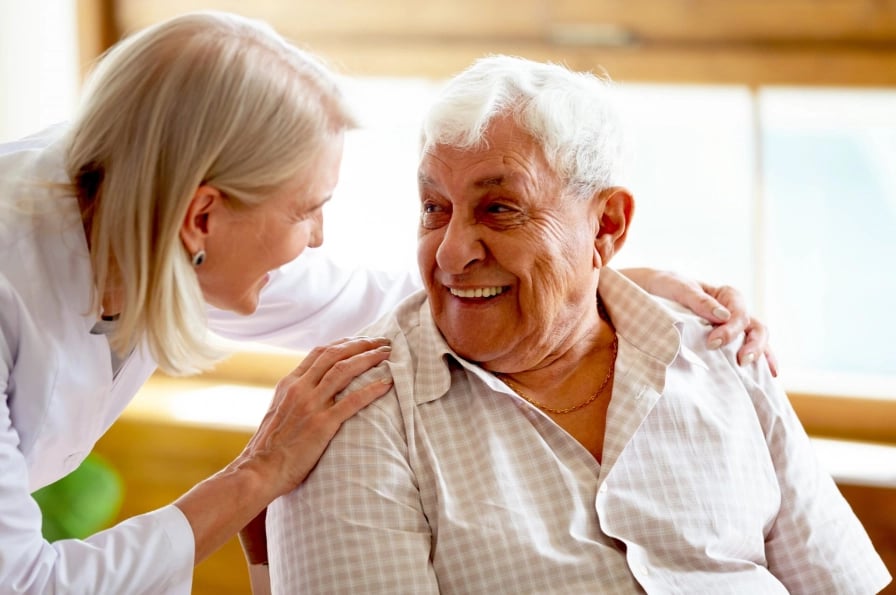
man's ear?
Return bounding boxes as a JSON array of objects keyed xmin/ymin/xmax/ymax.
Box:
[
  {"xmin": 180, "ymin": 185, "xmax": 225, "ymax": 255},
  {"xmin": 593, "ymin": 186, "xmax": 635, "ymax": 268}
]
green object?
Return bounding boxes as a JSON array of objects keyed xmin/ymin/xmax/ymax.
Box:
[{"xmin": 32, "ymin": 453, "xmax": 124, "ymax": 541}]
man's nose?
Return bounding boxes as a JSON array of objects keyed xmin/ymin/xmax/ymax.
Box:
[{"xmin": 435, "ymin": 217, "xmax": 485, "ymax": 273}]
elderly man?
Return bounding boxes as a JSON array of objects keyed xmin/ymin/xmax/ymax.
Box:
[{"xmin": 267, "ymin": 56, "xmax": 891, "ymax": 594}]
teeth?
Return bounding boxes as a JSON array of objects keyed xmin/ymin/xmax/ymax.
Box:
[{"xmin": 449, "ymin": 286, "xmax": 507, "ymax": 298}]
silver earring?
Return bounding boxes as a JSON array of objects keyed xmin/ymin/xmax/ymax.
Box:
[{"xmin": 191, "ymin": 249, "xmax": 206, "ymax": 267}]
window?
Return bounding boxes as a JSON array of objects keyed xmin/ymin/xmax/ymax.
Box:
[
  {"xmin": 760, "ymin": 88, "xmax": 896, "ymax": 395},
  {"xmin": 324, "ymin": 77, "xmax": 896, "ymax": 399},
  {"xmin": 0, "ymin": 1, "xmax": 78, "ymax": 143}
]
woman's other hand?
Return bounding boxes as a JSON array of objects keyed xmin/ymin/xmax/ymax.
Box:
[{"xmin": 621, "ymin": 268, "xmax": 778, "ymax": 377}]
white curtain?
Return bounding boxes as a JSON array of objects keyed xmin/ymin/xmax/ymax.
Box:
[{"xmin": 0, "ymin": 0, "xmax": 79, "ymax": 142}]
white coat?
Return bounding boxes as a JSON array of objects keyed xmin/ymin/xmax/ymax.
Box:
[{"xmin": 0, "ymin": 127, "xmax": 420, "ymax": 593}]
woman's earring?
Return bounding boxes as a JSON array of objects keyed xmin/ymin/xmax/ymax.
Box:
[{"xmin": 191, "ymin": 249, "xmax": 206, "ymax": 267}]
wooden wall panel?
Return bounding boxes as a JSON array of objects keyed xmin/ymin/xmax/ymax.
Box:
[
  {"xmin": 115, "ymin": 0, "xmax": 545, "ymax": 39},
  {"xmin": 115, "ymin": 0, "xmax": 896, "ymax": 42},
  {"xmin": 550, "ymin": 0, "xmax": 896, "ymax": 42},
  {"xmin": 790, "ymin": 393, "xmax": 896, "ymax": 444},
  {"xmin": 76, "ymin": 0, "xmax": 116, "ymax": 75},
  {"xmin": 287, "ymin": 38, "xmax": 896, "ymax": 85},
  {"xmin": 838, "ymin": 484, "xmax": 896, "ymax": 594},
  {"xmin": 94, "ymin": 0, "xmax": 896, "ymax": 86}
]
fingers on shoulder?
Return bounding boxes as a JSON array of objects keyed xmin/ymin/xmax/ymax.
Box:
[
  {"xmin": 331, "ymin": 374, "xmax": 394, "ymax": 419},
  {"xmin": 292, "ymin": 336, "xmax": 392, "ymax": 382}
]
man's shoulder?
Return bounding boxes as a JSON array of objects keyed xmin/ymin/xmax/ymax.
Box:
[
  {"xmin": 358, "ymin": 289, "xmax": 429, "ymax": 340},
  {"xmin": 602, "ymin": 270, "xmax": 743, "ymax": 378},
  {"xmin": 340, "ymin": 290, "xmax": 438, "ymax": 407}
]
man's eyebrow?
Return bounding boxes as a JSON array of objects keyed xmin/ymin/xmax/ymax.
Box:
[{"xmin": 476, "ymin": 176, "xmax": 505, "ymax": 188}]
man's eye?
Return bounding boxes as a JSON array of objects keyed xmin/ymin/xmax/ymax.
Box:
[
  {"xmin": 420, "ymin": 201, "xmax": 449, "ymax": 229},
  {"xmin": 484, "ymin": 201, "xmax": 519, "ymax": 215}
]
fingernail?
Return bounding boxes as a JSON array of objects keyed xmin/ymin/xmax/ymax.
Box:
[
  {"xmin": 707, "ymin": 338, "xmax": 723, "ymax": 350},
  {"xmin": 742, "ymin": 352, "xmax": 756, "ymax": 364},
  {"xmin": 712, "ymin": 307, "xmax": 731, "ymax": 321},
  {"xmin": 380, "ymin": 377, "xmax": 394, "ymax": 385},
  {"xmin": 377, "ymin": 345, "xmax": 392, "ymax": 352}
]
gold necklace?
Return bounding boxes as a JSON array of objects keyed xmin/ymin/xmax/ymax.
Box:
[{"xmin": 498, "ymin": 334, "xmax": 618, "ymax": 415}]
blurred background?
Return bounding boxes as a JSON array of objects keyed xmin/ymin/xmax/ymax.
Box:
[{"xmin": 2, "ymin": 1, "xmax": 894, "ymax": 593}]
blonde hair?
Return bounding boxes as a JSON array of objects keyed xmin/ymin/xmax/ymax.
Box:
[{"xmin": 65, "ymin": 11, "xmax": 357, "ymax": 375}]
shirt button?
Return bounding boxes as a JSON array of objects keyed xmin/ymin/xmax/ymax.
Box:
[
  {"xmin": 638, "ymin": 564, "xmax": 649, "ymax": 576},
  {"xmin": 599, "ymin": 483, "xmax": 608, "ymax": 494}
]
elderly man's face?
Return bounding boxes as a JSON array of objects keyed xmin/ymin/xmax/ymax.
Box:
[{"xmin": 417, "ymin": 115, "xmax": 604, "ymax": 373}]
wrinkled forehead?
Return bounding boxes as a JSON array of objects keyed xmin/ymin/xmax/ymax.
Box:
[{"xmin": 418, "ymin": 117, "xmax": 549, "ymax": 184}]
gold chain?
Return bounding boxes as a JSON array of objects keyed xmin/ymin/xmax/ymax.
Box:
[{"xmin": 498, "ymin": 334, "xmax": 618, "ymax": 415}]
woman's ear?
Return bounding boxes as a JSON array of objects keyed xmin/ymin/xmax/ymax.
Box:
[
  {"xmin": 593, "ymin": 186, "xmax": 635, "ymax": 268},
  {"xmin": 179, "ymin": 185, "xmax": 224, "ymax": 255}
]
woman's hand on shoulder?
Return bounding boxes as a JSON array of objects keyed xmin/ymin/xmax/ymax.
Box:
[
  {"xmin": 240, "ymin": 336, "xmax": 394, "ymax": 497},
  {"xmin": 621, "ymin": 267, "xmax": 778, "ymax": 377}
]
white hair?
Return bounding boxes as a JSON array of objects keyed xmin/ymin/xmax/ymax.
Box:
[{"xmin": 421, "ymin": 55, "xmax": 627, "ymax": 199}]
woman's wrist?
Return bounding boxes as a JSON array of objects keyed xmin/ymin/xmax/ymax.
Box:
[{"xmin": 174, "ymin": 461, "xmax": 277, "ymax": 563}]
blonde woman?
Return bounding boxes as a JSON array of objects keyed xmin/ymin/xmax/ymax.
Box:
[{"xmin": 0, "ymin": 11, "xmax": 772, "ymax": 594}]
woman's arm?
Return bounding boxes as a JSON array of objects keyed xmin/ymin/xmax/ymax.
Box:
[{"xmin": 207, "ymin": 249, "xmax": 421, "ymax": 351}]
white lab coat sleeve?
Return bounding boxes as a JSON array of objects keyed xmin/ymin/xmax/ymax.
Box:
[
  {"xmin": 207, "ymin": 247, "xmax": 422, "ymax": 351},
  {"xmin": 0, "ymin": 285, "xmax": 195, "ymax": 593},
  {"xmin": 0, "ymin": 404, "xmax": 196, "ymax": 594}
]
